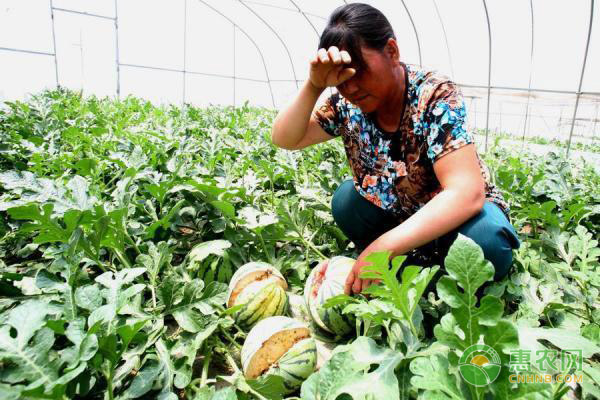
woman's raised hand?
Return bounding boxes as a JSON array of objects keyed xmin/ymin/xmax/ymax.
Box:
[{"xmin": 309, "ymin": 46, "xmax": 356, "ymax": 90}]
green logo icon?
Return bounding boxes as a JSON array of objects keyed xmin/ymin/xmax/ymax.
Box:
[{"xmin": 459, "ymin": 344, "xmax": 502, "ymax": 386}]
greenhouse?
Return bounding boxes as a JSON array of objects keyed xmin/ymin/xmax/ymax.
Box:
[{"xmin": 0, "ymin": 1, "xmax": 599, "ymax": 399}]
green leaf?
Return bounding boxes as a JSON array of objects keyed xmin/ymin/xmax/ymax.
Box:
[
  {"xmin": 89, "ymin": 268, "xmax": 146, "ymax": 330},
  {"xmin": 74, "ymin": 284, "xmax": 102, "ymax": 311},
  {"xmin": 173, "ymin": 308, "xmax": 206, "ymax": 333},
  {"xmin": 145, "ymin": 199, "xmax": 186, "ymax": 239},
  {"xmin": 409, "ymin": 354, "xmax": 464, "ymax": 400},
  {"xmin": 443, "ymin": 234, "xmax": 494, "ymax": 298},
  {"xmin": 246, "ymin": 375, "xmax": 287, "ymax": 400},
  {"xmin": 210, "ymin": 200, "xmax": 236, "ymax": 218},
  {"xmin": 435, "ymin": 235, "xmax": 506, "ymax": 349},
  {"xmin": 239, "ymin": 206, "xmax": 278, "ymax": 230},
  {"xmin": 117, "ymin": 320, "xmax": 148, "ymax": 349},
  {"xmin": 123, "ymin": 360, "xmax": 162, "ymax": 398},
  {"xmin": 518, "ymin": 325, "xmax": 600, "ymax": 358},
  {"xmin": 210, "ymin": 387, "xmax": 237, "ymax": 400},
  {"xmin": 0, "ymin": 301, "xmax": 59, "ymax": 390},
  {"xmin": 359, "ymin": 250, "xmax": 438, "ymax": 336},
  {"xmin": 154, "ymin": 338, "xmax": 178, "ymax": 399},
  {"xmin": 187, "ymin": 240, "xmax": 232, "ymax": 264},
  {"xmin": 136, "ymin": 241, "xmax": 172, "ymax": 283},
  {"xmin": 8, "ymin": 203, "xmax": 70, "ymax": 244},
  {"xmin": 74, "ymin": 158, "xmax": 97, "ymax": 177},
  {"xmin": 322, "ymin": 294, "xmax": 358, "ymax": 309},
  {"xmin": 301, "ymin": 336, "xmax": 404, "ymax": 400},
  {"xmin": 172, "ymin": 321, "xmax": 219, "ymax": 388}
]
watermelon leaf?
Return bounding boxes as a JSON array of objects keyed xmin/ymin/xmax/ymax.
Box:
[{"xmin": 301, "ymin": 336, "xmax": 404, "ymax": 400}]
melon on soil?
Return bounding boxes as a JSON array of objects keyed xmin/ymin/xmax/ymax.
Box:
[
  {"xmin": 226, "ymin": 262, "xmax": 288, "ymax": 329},
  {"xmin": 304, "ymin": 256, "xmax": 356, "ymax": 336},
  {"xmin": 241, "ymin": 316, "xmax": 317, "ymax": 392}
]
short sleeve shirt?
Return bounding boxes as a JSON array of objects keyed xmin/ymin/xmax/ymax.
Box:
[{"xmin": 313, "ymin": 63, "xmax": 510, "ymax": 222}]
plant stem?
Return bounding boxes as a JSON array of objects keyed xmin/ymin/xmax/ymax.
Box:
[
  {"xmin": 224, "ymin": 353, "xmax": 270, "ymax": 400},
  {"xmin": 224, "ymin": 352, "xmax": 241, "ymax": 374},
  {"xmin": 201, "ymin": 351, "xmax": 211, "ymax": 387},
  {"xmin": 221, "ymin": 327, "xmax": 242, "ymax": 349},
  {"xmin": 126, "ymin": 231, "xmax": 141, "ymax": 255},
  {"xmin": 257, "ymin": 232, "xmax": 273, "ymax": 264},
  {"xmin": 106, "ymin": 368, "xmax": 115, "ymax": 400},
  {"xmin": 150, "ymin": 284, "xmax": 157, "ymax": 309},
  {"xmin": 298, "ymin": 235, "xmax": 326, "ymax": 259},
  {"xmin": 407, "ymin": 318, "xmax": 419, "ymax": 339},
  {"xmin": 113, "ymin": 249, "xmax": 132, "ymax": 269},
  {"xmin": 105, "ymin": 169, "xmax": 123, "ymax": 189}
]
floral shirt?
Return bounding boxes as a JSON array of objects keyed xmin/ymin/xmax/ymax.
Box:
[{"xmin": 313, "ymin": 62, "xmax": 510, "ymax": 222}]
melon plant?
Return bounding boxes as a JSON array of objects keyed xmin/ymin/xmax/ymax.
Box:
[
  {"xmin": 226, "ymin": 262, "xmax": 289, "ymax": 329},
  {"xmin": 186, "ymin": 239, "xmax": 233, "ymax": 284},
  {"xmin": 304, "ymin": 256, "xmax": 356, "ymax": 336},
  {"xmin": 241, "ymin": 316, "xmax": 317, "ymax": 393}
]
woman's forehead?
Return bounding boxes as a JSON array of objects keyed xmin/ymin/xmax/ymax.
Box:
[{"xmin": 338, "ymin": 45, "xmax": 370, "ymax": 69}]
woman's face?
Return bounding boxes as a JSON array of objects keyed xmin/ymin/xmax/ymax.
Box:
[{"xmin": 335, "ymin": 40, "xmax": 401, "ymax": 113}]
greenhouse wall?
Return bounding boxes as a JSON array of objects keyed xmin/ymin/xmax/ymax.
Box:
[{"xmin": 1, "ymin": 0, "xmax": 599, "ymax": 146}]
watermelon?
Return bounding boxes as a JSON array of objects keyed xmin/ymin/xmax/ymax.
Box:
[
  {"xmin": 241, "ymin": 316, "xmax": 317, "ymax": 392},
  {"xmin": 304, "ymin": 256, "xmax": 355, "ymax": 336},
  {"xmin": 187, "ymin": 240, "xmax": 233, "ymax": 284},
  {"xmin": 226, "ymin": 262, "xmax": 288, "ymax": 329}
]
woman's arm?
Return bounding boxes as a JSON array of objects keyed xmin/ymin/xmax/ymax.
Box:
[
  {"xmin": 271, "ymin": 81, "xmax": 331, "ymax": 150},
  {"xmin": 271, "ymin": 47, "xmax": 356, "ymax": 150},
  {"xmin": 344, "ymin": 143, "xmax": 486, "ymax": 294}
]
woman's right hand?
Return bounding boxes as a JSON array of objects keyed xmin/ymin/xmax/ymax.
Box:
[{"xmin": 309, "ymin": 46, "xmax": 356, "ymax": 90}]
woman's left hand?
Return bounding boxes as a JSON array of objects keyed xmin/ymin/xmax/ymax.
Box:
[{"xmin": 344, "ymin": 248, "xmax": 384, "ymax": 295}]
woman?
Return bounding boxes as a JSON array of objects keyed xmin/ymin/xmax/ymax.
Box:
[{"xmin": 271, "ymin": 3, "xmax": 520, "ymax": 295}]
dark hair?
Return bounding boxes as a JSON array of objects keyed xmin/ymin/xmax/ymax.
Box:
[{"xmin": 319, "ymin": 3, "xmax": 396, "ymax": 71}]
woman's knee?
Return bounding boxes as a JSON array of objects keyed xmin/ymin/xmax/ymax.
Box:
[
  {"xmin": 457, "ymin": 203, "xmax": 520, "ymax": 280},
  {"xmin": 331, "ymin": 180, "xmax": 356, "ymax": 224},
  {"xmin": 330, "ymin": 179, "xmax": 397, "ymax": 250}
]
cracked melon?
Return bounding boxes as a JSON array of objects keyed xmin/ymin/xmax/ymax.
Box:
[
  {"xmin": 241, "ymin": 316, "xmax": 317, "ymax": 392},
  {"xmin": 304, "ymin": 256, "xmax": 355, "ymax": 336},
  {"xmin": 226, "ymin": 262, "xmax": 288, "ymax": 329}
]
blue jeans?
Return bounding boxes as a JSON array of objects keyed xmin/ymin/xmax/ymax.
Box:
[{"xmin": 331, "ymin": 180, "xmax": 521, "ymax": 281}]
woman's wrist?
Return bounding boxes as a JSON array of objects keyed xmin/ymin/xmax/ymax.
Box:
[{"xmin": 305, "ymin": 79, "xmax": 326, "ymax": 97}]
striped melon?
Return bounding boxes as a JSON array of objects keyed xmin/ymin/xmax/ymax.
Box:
[
  {"xmin": 241, "ymin": 316, "xmax": 317, "ymax": 392},
  {"xmin": 187, "ymin": 240, "xmax": 233, "ymax": 284},
  {"xmin": 304, "ymin": 256, "xmax": 355, "ymax": 336},
  {"xmin": 226, "ymin": 262, "xmax": 288, "ymax": 329}
]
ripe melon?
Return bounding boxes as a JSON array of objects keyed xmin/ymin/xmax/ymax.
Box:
[
  {"xmin": 226, "ymin": 262, "xmax": 288, "ymax": 329},
  {"xmin": 241, "ymin": 316, "xmax": 317, "ymax": 392},
  {"xmin": 303, "ymin": 256, "xmax": 355, "ymax": 336}
]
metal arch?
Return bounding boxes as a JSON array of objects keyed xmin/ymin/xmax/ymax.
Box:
[
  {"xmin": 233, "ymin": 24, "xmax": 236, "ymax": 105},
  {"xmin": 239, "ymin": 0, "xmax": 299, "ymax": 89},
  {"xmin": 52, "ymin": 8, "xmax": 114, "ymax": 20},
  {"xmin": 49, "ymin": 0, "xmax": 59, "ymax": 87},
  {"xmin": 400, "ymin": 0, "xmax": 422, "ymax": 67},
  {"xmin": 115, "ymin": 0, "xmax": 121, "ymax": 97},
  {"xmin": 0, "ymin": 47, "xmax": 54, "ymax": 56},
  {"xmin": 482, "ymin": 0, "xmax": 492, "ymax": 152},
  {"xmin": 457, "ymin": 83, "xmax": 600, "ymax": 97},
  {"xmin": 593, "ymin": 103, "xmax": 599, "ymax": 141},
  {"xmin": 228, "ymin": 1, "xmax": 327, "ymax": 21},
  {"xmin": 567, "ymin": 0, "xmax": 595, "ymax": 155},
  {"xmin": 288, "ymin": 0, "xmax": 320, "ymax": 39},
  {"xmin": 196, "ymin": 0, "xmax": 275, "ymax": 108},
  {"xmin": 521, "ymin": 0, "xmax": 534, "ymax": 147},
  {"xmin": 432, "ymin": 0, "xmax": 454, "ymax": 79},
  {"xmin": 183, "ymin": 0, "xmax": 188, "ymax": 105}
]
